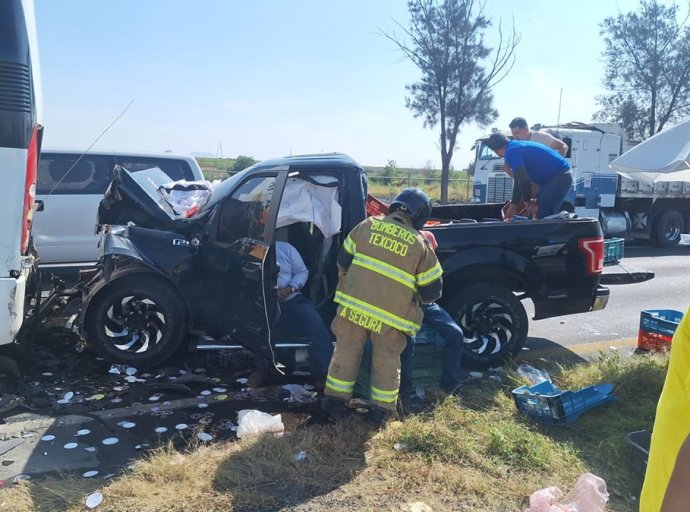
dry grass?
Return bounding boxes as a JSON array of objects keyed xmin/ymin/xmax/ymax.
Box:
[{"xmin": 1, "ymin": 351, "xmax": 667, "ymax": 512}]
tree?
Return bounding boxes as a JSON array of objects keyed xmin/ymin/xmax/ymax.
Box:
[
  {"xmin": 381, "ymin": 0, "xmax": 518, "ymax": 203},
  {"xmin": 230, "ymin": 155, "xmax": 257, "ymax": 175},
  {"xmin": 595, "ymin": 1, "xmax": 690, "ymax": 140}
]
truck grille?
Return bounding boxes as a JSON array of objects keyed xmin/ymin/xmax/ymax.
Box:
[{"xmin": 488, "ymin": 176, "xmax": 513, "ymax": 203}]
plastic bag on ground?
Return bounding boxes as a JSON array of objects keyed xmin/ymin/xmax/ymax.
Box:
[
  {"xmin": 236, "ymin": 409, "xmax": 284, "ymax": 439},
  {"xmin": 524, "ymin": 473, "xmax": 609, "ymax": 512},
  {"xmin": 517, "ymin": 363, "xmax": 553, "ymax": 386}
]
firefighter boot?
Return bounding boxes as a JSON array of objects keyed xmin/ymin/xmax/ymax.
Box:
[
  {"xmin": 321, "ymin": 396, "xmax": 347, "ymax": 420},
  {"xmin": 366, "ymin": 405, "xmax": 396, "ymax": 426}
]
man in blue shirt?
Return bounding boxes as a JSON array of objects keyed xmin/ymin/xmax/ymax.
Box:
[
  {"xmin": 486, "ymin": 133, "xmax": 573, "ymax": 219},
  {"xmin": 248, "ymin": 241, "xmax": 334, "ymax": 386}
]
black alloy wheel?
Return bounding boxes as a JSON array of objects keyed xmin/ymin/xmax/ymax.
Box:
[
  {"xmin": 84, "ymin": 275, "xmax": 187, "ymax": 367},
  {"xmin": 447, "ymin": 283, "xmax": 528, "ymax": 370}
]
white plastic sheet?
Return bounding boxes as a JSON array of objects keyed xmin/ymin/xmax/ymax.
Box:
[
  {"xmin": 524, "ymin": 473, "xmax": 609, "ymax": 512},
  {"xmin": 277, "ymin": 176, "xmax": 342, "ymax": 238},
  {"xmin": 236, "ymin": 409, "xmax": 284, "ymax": 439}
]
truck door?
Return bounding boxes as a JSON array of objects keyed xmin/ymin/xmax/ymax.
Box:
[{"xmin": 203, "ymin": 171, "xmax": 286, "ymax": 366}]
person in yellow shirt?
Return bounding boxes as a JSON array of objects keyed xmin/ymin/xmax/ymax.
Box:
[{"xmin": 640, "ymin": 304, "xmax": 690, "ymax": 511}]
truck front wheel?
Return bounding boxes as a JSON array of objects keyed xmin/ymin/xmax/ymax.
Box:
[
  {"xmin": 446, "ymin": 283, "xmax": 528, "ymax": 370},
  {"xmin": 83, "ymin": 275, "xmax": 188, "ymax": 368},
  {"xmin": 654, "ymin": 210, "xmax": 684, "ymax": 247}
]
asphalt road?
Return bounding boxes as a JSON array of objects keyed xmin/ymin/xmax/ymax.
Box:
[{"xmin": 525, "ymin": 238, "xmax": 690, "ymax": 354}]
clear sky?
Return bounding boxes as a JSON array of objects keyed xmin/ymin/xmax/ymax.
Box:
[{"xmin": 35, "ymin": 0, "xmax": 654, "ymax": 169}]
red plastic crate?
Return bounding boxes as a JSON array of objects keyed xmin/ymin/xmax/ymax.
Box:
[
  {"xmin": 366, "ymin": 194, "xmax": 390, "ymax": 217},
  {"xmin": 637, "ymin": 329, "xmax": 673, "ymax": 352}
]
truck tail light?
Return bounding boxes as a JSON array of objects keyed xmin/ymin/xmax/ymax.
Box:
[
  {"xmin": 21, "ymin": 126, "xmax": 39, "ymax": 255},
  {"xmin": 578, "ymin": 237, "xmax": 604, "ymax": 276}
]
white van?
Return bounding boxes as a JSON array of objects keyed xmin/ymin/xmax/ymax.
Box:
[
  {"xmin": 0, "ymin": 0, "xmax": 43, "ymax": 345},
  {"xmin": 34, "ymin": 149, "xmax": 205, "ymax": 272}
]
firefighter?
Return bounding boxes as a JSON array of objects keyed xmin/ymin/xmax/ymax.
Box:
[{"xmin": 321, "ymin": 188, "xmax": 443, "ymax": 424}]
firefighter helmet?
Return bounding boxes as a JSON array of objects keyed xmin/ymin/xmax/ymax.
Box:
[{"xmin": 390, "ymin": 188, "xmax": 432, "ymax": 230}]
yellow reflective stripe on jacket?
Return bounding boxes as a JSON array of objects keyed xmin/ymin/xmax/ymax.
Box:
[
  {"xmin": 352, "ymin": 253, "xmax": 416, "ymax": 290},
  {"xmin": 334, "ymin": 291, "xmax": 420, "ymax": 334},
  {"xmin": 370, "ymin": 385, "xmax": 398, "ymax": 403},
  {"xmin": 343, "ymin": 235, "xmax": 356, "ymax": 255},
  {"xmin": 416, "ymin": 261, "xmax": 443, "ymax": 286},
  {"xmin": 325, "ymin": 374, "xmax": 355, "ymax": 394}
]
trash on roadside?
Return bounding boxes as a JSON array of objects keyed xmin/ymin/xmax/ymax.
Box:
[
  {"xmin": 236, "ymin": 409, "xmax": 284, "ymax": 439},
  {"xmin": 281, "ymin": 384, "xmax": 318, "ymax": 403},
  {"xmin": 469, "ymin": 371, "xmax": 483, "ymax": 379},
  {"xmin": 75, "ymin": 429, "xmax": 91, "ymax": 436},
  {"xmin": 86, "ymin": 491, "xmax": 104, "ymax": 509},
  {"xmin": 108, "ymin": 364, "xmax": 124, "ymax": 375},
  {"xmin": 196, "ymin": 432, "xmax": 213, "ymax": 442},
  {"xmin": 101, "ymin": 437, "xmax": 119, "ymax": 445},
  {"xmin": 516, "ymin": 363, "xmax": 552, "ymax": 386},
  {"xmin": 293, "ymin": 450, "xmax": 307, "ymax": 461},
  {"xmin": 82, "ymin": 470, "xmax": 99, "ymax": 478},
  {"xmin": 512, "ymin": 381, "xmax": 615, "ymax": 425},
  {"xmin": 524, "ymin": 473, "xmax": 608, "ymax": 512}
]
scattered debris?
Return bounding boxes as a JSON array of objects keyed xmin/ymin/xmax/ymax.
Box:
[
  {"xmin": 82, "ymin": 470, "xmax": 99, "ymax": 478},
  {"xmin": 236, "ymin": 409, "xmax": 284, "ymax": 439},
  {"xmin": 85, "ymin": 491, "xmax": 104, "ymax": 509},
  {"xmin": 293, "ymin": 450, "xmax": 307, "ymax": 461},
  {"xmin": 516, "ymin": 363, "xmax": 552, "ymax": 386},
  {"xmin": 525, "ymin": 473, "xmax": 608, "ymax": 512}
]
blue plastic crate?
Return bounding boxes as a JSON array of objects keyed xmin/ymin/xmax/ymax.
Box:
[
  {"xmin": 415, "ymin": 324, "xmax": 447, "ymax": 345},
  {"xmin": 604, "ymin": 237, "xmax": 625, "ymax": 265},
  {"xmin": 640, "ymin": 309, "xmax": 683, "ymax": 337},
  {"xmin": 512, "ymin": 380, "xmax": 615, "ymax": 425}
]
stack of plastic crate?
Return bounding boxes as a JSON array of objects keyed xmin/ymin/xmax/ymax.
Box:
[
  {"xmin": 604, "ymin": 237, "xmax": 625, "ymax": 265},
  {"xmin": 354, "ymin": 324, "xmax": 446, "ymax": 399},
  {"xmin": 637, "ymin": 309, "xmax": 683, "ymax": 352}
]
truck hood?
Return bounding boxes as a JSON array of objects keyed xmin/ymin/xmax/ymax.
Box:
[{"xmin": 98, "ymin": 166, "xmax": 190, "ymax": 228}]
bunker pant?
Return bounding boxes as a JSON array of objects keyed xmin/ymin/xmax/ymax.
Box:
[{"xmin": 324, "ymin": 307, "xmax": 407, "ymax": 411}]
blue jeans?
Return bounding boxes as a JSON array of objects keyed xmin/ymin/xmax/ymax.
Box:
[
  {"xmin": 256, "ymin": 294, "xmax": 334, "ymax": 376},
  {"xmin": 537, "ymin": 171, "xmax": 573, "ymax": 218},
  {"xmin": 400, "ymin": 303, "xmax": 464, "ymax": 394}
]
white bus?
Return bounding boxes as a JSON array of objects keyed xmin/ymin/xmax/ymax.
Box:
[{"xmin": 0, "ymin": 0, "xmax": 43, "ymax": 344}]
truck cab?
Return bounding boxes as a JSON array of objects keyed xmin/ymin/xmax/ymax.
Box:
[{"xmin": 472, "ymin": 123, "xmax": 625, "ymax": 216}]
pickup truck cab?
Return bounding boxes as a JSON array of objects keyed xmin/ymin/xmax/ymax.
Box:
[
  {"xmin": 34, "ymin": 149, "xmax": 205, "ymax": 274},
  {"xmin": 75, "ymin": 153, "xmax": 609, "ymax": 369}
]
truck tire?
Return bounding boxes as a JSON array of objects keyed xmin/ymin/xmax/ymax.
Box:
[
  {"xmin": 446, "ymin": 283, "xmax": 528, "ymax": 370},
  {"xmin": 654, "ymin": 210, "xmax": 684, "ymax": 247},
  {"xmin": 83, "ymin": 275, "xmax": 188, "ymax": 368}
]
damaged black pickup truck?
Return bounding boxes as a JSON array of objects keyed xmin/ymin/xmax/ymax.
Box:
[{"xmin": 71, "ymin": 153, "xmax": 612, "ymax": 370}]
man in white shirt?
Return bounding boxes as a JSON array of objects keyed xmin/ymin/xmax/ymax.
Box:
[{"xmin": 248, "ymin": 241, "xmax": 334, "ymax": 386}]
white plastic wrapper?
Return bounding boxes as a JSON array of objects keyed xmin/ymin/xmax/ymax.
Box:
[
  {"xmin": 524, "ymin": 473, "xmax": 608, "ymax": 512},
  {"xmin": 159, "ymin": 179, "xmax": 214, "ymax": 217},
  {"xmin": 236, "ymin": 409, "xmax": 284, "ymax": 439}
]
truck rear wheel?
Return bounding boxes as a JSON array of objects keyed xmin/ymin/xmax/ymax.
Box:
[
  {"xmin": 654, "ymin": 210, "xmax": 684, "ymax": 247},
  {"xmin": 446, "ymin": 283, "xmax": 528, "ymax": 370},
  {"xmin": 83, "ymin": 275, "xmax": 188, "ymax": 368}
]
